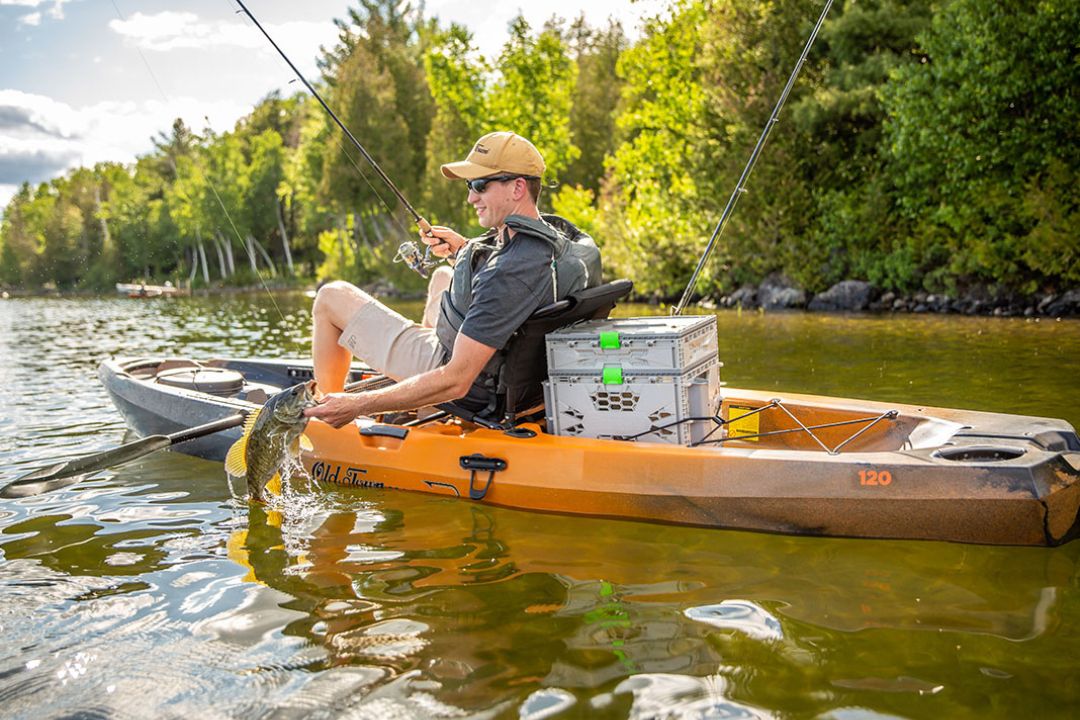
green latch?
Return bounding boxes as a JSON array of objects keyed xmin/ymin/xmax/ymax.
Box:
[
  {"xmin": 599, "ymin": 330, "xmax": 621, "ymax": 349},
  {"xmin": 602, "ymin": 366, "xmax": 623, "ymax": 385}
]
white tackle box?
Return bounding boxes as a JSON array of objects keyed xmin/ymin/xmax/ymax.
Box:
[
  {"xmin": 546, "ymin": 315, "xmax": 718, "ymax": 373},
  {"xmin": 543, "ymin": 316, "xmax": 723, "ymax": 445}
]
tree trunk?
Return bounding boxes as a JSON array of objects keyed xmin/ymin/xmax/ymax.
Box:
[
  {"xmin": 276, "ymin": 197, "xmax": 294, "ymax": 275},
  {"xmin": 243, "ymin": 235, "xmax": 259, "ymax": 274},
  {"xmin": 356, "ymin": 210, "xmax": 371, "ymax": 248},
  {"xmin": 370, "ymin": 212, "xmax": 386, "ymax": 244},
  {"xmin": 94, "ymin": 186, "xmax": 111, "ymax": 254},
  {"xmin": 218, "ymin": 230, "xmax": 236, "ymax": 276},
  {"xmin": 196, "ymin": 231, "xmax": 210, "ymax": 284},
  {"xmin": 188, "ymin": 246, "xmax": 199, "ymax": 284},
  {"xmin": 250, "ymin": 236, "xmax": 277, "ymax": 277},
  {"xmin": 210, "ymin": 231, "xmax": 228, "ymax": 279}
]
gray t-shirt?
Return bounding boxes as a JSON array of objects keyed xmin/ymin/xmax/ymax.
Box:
[{"xmin": 457, "ymin": 232, "xmax": 555, "ymax": 350}]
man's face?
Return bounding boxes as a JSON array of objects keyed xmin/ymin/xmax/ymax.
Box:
[{"xmin": 467, "ymin": 176, "xmax": 525, "ymax": 229}]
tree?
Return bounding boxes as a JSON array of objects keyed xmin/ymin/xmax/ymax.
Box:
[
  {"xmin": 421, "ymin": 23, "xmax": 488, "ymax": 229},
  {"xmin": 600, "ymin": 0, "xmax": 710, "ymax": 295},
  {"xmin": 562, "ymin": 17, "xmax": 628, "ymax": 194},
  {"xmin": 488, "ymin": 16, "xmax": 579, "ymax": 189},
  {"xmin": 0, "ymin": 184, "xmax": 36, "ymax": 286},
  {"xmin": 883, "ymin": 0, "xmax": 1080, "ymax": 292}
]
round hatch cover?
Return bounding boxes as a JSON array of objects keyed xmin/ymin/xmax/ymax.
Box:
[{"xmin": 156, "ymin": 368, "xmax": 245, "ymax": 397}]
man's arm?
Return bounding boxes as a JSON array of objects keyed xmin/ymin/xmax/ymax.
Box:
[{"xmin": 304, "ymin": 333, "xmax": 496, "ymax": 428}]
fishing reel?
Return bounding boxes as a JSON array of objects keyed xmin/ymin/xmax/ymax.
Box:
[{"xmin": 393, "ymin": 240, "xmax": 439, "ymax": 278}]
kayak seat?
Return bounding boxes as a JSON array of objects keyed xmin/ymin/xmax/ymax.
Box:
[{"xmin": 439, "ymin": 279, "xmax": 634, "ymax": 428}]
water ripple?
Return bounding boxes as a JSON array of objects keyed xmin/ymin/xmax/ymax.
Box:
[{"xmin": 684, "ymin": 600, "xmax": 784, "ymax": 641}]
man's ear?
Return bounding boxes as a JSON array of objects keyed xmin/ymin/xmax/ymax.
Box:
[{"xmin": 513, "ymin": 178, "xmax": 528, "ymax": 200}]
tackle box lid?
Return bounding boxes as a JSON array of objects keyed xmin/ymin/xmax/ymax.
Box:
[{"xmin": 546, "ymin": 315, "xmax": 716, "ymax": 344}]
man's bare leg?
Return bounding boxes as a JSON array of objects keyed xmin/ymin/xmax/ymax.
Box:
[
  {"xmin": 422, "ymin": 265, "xmax": 453, "ymax": 329},
  {"xmin": 311, "ymin": 281, "xmax": 373, "ymax": 394}
]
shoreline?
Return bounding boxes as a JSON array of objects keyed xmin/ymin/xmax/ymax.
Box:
[{"xmin": 3, "ymin": 279, "xmax": 1079, "ymax": 319}]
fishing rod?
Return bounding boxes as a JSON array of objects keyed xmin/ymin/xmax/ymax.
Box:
[
  {"xmin": 232, "ymin": 0, "xmax": 439, "ymax": 276},
  {"xmin": 673, "ymin": 0, "xmax": 834, "ymax": 316}
]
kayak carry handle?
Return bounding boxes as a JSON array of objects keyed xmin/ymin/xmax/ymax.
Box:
[{"xmin": 460, "ymin": 454, "xmax": 507, "ymax": 500}]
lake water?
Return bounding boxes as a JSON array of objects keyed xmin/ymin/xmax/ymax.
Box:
[{"xmin": 1, "ymin": 293, "xmax": 1078, "ymax": 719}]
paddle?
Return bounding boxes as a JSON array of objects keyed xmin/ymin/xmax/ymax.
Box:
[
  {"xmin": 0, "ymin": 373, "xmax": 395, "ymax": 499},
  {"xmin": 0, "ymin": 413, "xmax": 247, "ymax": 498}
]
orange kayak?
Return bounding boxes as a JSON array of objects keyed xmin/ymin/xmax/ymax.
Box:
[{"xmin": 100, "ymin": 357, "xmax": 1080, "ymax": 546}]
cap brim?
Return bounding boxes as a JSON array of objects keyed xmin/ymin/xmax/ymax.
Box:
[{"xmin": 440, "ymin": 160, "xmax": 494, "ymax": 180}]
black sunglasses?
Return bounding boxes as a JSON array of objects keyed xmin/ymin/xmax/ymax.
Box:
[{"xmin": 465, "ymin": 174, "xmax": 537, "ymax": 193}]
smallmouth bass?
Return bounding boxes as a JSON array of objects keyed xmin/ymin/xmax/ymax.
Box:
[{"xmin": 225, "ymin": 380, "xmax": 317, "ymax": 499}]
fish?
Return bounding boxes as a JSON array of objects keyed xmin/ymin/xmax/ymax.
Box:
[{"xmin": 225, "ymin": 380, "xmax": 317, "ymax": 500}]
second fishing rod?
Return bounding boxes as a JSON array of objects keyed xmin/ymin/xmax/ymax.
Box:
[{"xmin": 233, "ymin": 0, "xmax": 439, "ymax": 276}]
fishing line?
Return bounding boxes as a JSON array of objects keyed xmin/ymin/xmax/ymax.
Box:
[
  {"xmin": 231, "ymin": 0, "xmax": 434, "ymax": 236},
  {"xmin": 108, "ymin": 0, "xmax": 288, "ymax": 325},
  {"xmin": 232, "ymin": 0, "xmax": 443, "ymax": 277},
  {"xmin": 673, "ymin": 0, "xmax": 835, "ymax": 316}
]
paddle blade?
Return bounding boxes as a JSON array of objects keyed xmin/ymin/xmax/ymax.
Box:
[
  {"xmin": 0, "ymin": 474, "xmax": 90, "ymax": 498},
  {"xmin": 0, "ymin": 435, "xmax": 172, "ymax": 498}
]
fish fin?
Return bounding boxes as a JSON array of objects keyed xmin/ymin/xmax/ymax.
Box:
[
  {"xmin": 224, "ymin": 408, "xmax": 262, "ymax": 477},
  {"xmin": 299, "ymin": 434, "xmax": 313, "ymax": 452},
  {"xmin": 265, "ymin": 472, "xmax": 282, "ymax": 497},
  {"xmin": 225, "ymin": 436, "xmax": 248, "ymax": 477}
]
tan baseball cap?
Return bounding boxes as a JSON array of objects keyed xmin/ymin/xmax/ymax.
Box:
[{"xmin": 440, "ymin": 131, "xmax": 545, "ymax": 180}]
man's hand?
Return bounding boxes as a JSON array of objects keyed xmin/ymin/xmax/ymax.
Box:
[
  {"xmin": 421, "ymin": 225, "xmax": 466, "ymax": 259},
  {"xmin": 304, "ymin": 393, "xmax": 364, "ymax": 429}
]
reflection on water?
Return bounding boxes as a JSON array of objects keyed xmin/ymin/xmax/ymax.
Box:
[{"xmin": 1, "ymin": 295, "xmax": 1079, "ymax": 718}]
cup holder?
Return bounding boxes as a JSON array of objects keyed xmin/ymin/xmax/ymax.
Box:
[{"xmin": 933, "ymin": 445, "xmax": 1026, "ymax": 462}]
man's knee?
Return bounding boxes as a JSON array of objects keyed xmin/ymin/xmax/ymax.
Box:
[
  {"xmin": 313, "ymin": 280, "xmax": 373, "ymax": 328},
  {"xmin": 427, "ymin": 265, "xmax": 453, "ymax": 294}
]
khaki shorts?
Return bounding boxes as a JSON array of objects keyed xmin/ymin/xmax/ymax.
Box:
[{"xmin": 338, "ymin": 301, "xmax": 445, "ymax": 381}]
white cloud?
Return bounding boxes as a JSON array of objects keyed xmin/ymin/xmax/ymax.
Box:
[
  {"xmin": 109, "ymin": 11, "xmax": 338, "ymax": 55},
  {"xmin": 0, "ymin": 89, "xmax": 249, "ymax": 187},
  {"xmin": 1, "ymin": 0, "xmax": 71, "ymax": 21},
  {"xmin": 0, "ymin": 184, "xmax": 20, "ymax": 215}
]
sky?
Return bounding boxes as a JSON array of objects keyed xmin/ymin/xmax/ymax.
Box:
[{"xmin": 0, "ymin": 0, "xmax": 668, "ymax": 216}]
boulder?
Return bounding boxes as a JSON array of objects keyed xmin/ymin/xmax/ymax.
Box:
[
  {"xmin": 728, "ymin": 285, "xmax": 758, "ymax": 308},
  {"xmin": 758, "ymin": 275, "xmax": 806, "ymax": 310},
  {"xmin": 1045, "ymin": 289, "xmax": 1080, "ymax": 317},
  {"xmin": 808, "ymin": 280, "xmax": 875, "ymax": 312}
]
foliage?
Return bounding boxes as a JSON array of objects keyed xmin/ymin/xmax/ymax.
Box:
[
  {"xmin": 1, "ymin": 0, "xmax": 1076, "ymax": 300},
  {"xmin": 882, "ymin": 0, "xmax": 1080, "ymax": 292}
]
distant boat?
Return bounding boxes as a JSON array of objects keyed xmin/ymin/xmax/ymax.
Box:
[{"xmin": 115, "ymin": 282, "xmax": 185, "ymax": 298}]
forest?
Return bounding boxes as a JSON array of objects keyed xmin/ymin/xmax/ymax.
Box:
[{"xmin": 1, "ymin": 0, "xmax": 1076, "ymax": 303}]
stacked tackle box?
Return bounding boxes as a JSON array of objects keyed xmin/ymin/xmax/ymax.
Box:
[{"xmin": 543, "ymin": 315, "xmax": 722, "ymax": 445}]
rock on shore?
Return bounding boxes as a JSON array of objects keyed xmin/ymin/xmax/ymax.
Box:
[
  {"xmin": 807, "ymin": 281, "xmax": 874, "ymax": 312},
  {"xmin": 715, "ymin": 280, "xmax": 1079, "ymax": 317}
]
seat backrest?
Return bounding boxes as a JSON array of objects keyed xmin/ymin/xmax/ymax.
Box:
[{"xmin": 441, "ymin": 279, "xmax": 633, "ymax": 426}]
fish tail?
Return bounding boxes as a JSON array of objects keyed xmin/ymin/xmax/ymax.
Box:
[{"xmin": 249, "ymin": 472, "xmax": 282, "ymax": 501}]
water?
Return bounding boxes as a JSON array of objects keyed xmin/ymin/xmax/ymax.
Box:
[{"xmin": 1, "ymin": 294, "xmax": 1078, "ymax": 719}]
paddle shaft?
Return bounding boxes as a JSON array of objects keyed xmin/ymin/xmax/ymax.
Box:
[{"xmin": 1, "ymin": 373, "xmax": 391, "ymax": 498}]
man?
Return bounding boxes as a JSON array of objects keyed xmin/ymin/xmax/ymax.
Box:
[{"xmin": 304, "ymin": 131, "xmax": 600, "ymax": 428}]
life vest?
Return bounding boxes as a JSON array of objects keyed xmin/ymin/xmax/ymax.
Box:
[{"xmin": 435, "ymin": 213, "xmax": 602, "ymax": 412}]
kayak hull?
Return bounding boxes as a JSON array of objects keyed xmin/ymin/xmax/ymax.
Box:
[{"xmin": 99, "ymin": 357, "xmax": 1080, "ymax": 546}]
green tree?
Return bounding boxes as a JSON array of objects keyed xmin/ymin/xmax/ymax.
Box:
[
  {"xmin": 0, "ymin": 184, "xmax": 36, "ymax": 286},
  {"xmin": 562, "ymin": 17, "xmax": 628, "ymax": 194},
  {"xmin": 421, "ymin": 22, "xmax": 488, "ymax": 229},
  {"xmin": 883, "ymin": 0, "xmax": 1080, "ymax": 292},
  {"xmin": 601, "ymin": 0, "xmax": 710, "ymax": 295},
  {"xmin": 488, "ymin": 16, "xmax": 579, "ymax": 190}
]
